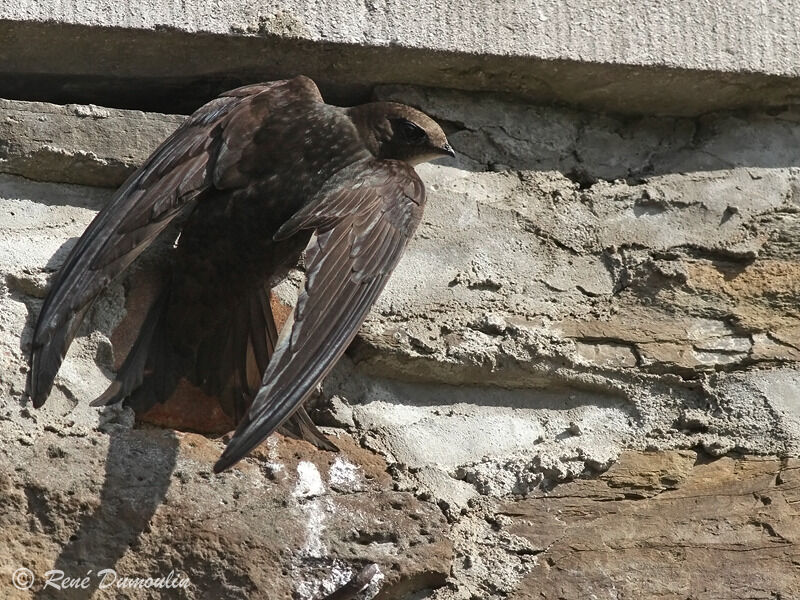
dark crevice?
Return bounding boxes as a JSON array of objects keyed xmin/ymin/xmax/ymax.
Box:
[{"xmin": 564, "ymin": 166, "xmax": 599, "ymax": 190}]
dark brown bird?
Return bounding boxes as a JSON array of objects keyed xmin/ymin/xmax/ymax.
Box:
[{"xmin": 27, "ymin": 76, "xmax": 453, "ymax": 472}]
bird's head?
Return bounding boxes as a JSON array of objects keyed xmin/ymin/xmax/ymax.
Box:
[{"xmin": 347, "ymin": 102, "xmax": 455, "ymax": 166}]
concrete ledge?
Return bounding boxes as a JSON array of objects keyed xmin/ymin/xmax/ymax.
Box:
[
  {"xmin": 6, "ymin": 1, "xmax": 800, "ymax": 76},
  {"xmin": 3, "ymin": 1, "xmax": 800, "ymax": 115}
]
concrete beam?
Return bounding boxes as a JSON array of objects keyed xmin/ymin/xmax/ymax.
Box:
[{"xmin": 2, "ymin": 1, "xmax": 800, "ymax": 115}]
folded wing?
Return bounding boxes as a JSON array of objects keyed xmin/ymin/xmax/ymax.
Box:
[
  {"xmin": 28, "ymin": 77, "xmax": 323, "ymax": 406},
  {"xmin": 214, "ymin": 159, "xmax": 425, "ymax": 472}
]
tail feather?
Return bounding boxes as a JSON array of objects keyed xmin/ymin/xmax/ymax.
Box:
[
  {"xmin": 91, "ymin": 287, "xmax": 177, "ymax": 411},
  {"xmin": 201, "ymin": 284, "xmax": 338, "ymax": 463},
  {"xmin": 279, "ymin": 406, "xmax": 339, "ymax": 453},
  {"xmin": 200, "ymin": 283, "xmax": 277, "ymax": 419}
]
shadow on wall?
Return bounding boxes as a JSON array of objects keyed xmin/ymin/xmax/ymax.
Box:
[
  {"xmin": 3, "ymin": 180, "xmax": 180, "ymax": 598},
  {"xmin": 33, "ymin": 424, "xmax": 178, "ymax": 600}
]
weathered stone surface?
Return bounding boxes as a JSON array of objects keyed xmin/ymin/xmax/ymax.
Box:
[
  {"xmin": 2, "ymin": 84, "xmax": 800, "ymax": 600},
  {"xmin": 502, "ymin": 451, "xmax": 800, "ymax": 599},
  {"xmin": 3, "ymin": 2, "xmax": 800, "ymax": 115},
  {"xmin": 0, "ymin": 427, "xmax": 452, "ymax": 599},
  {"xmin": 0, "ymin": 99, "xmax": 183, "ymax": 187}
]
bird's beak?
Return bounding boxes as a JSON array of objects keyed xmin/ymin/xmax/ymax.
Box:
[{"xmin": 440, "ymin": 142, "xmax": 456, "ymax": 158}]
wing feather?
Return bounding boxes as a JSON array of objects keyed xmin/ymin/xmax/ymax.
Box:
[
  {"xmin": 28, "ymin": 77, "xmax": 323, "ymax": 406},
  {"xmin": 214, "ymin": 160, "xmax": 425, "ymax": 472}
]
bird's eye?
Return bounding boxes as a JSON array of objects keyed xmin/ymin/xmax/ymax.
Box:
[{"xmin": 395, "ymin": 119, "xmax": 428, "ymax": 144}]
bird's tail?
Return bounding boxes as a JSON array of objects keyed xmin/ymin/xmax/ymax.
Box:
[
  {"xmin": 200, "ymin": 283, "xmax": 338, "ymax": 454},
  {"xmin": 91, "ymin": 279, "xmax": 337, "ymax": 456},
  {"xmin": 91, "ymin": 286, "xmax": 179, "ymax": 411}
]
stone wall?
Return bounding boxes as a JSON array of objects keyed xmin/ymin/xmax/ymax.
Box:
[{"xmin": 1, "ymin": 3, "xmax": 799, "ymax": 599}]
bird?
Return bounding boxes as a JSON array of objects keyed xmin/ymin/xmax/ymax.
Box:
[{"xmin": 26, "ymin": 75, "xmax": 454, "ymax": 473}]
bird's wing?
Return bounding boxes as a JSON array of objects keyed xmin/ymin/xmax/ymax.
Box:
[
  {"xmin": 28, "ymin": 77, "xmax": 323, "ymax": 406},
  {"xmin": 214, "ymin": 160, "xmax": 425, "ymax": 472}
]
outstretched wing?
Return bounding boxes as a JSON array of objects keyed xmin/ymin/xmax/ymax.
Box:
[
  {"xmin": 214, "ymin": 160, "xmax": 425, "ymax": 472},
  {"xmin": 28, "ymin": 77, "xmax": 324, "ymax": 406}
]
